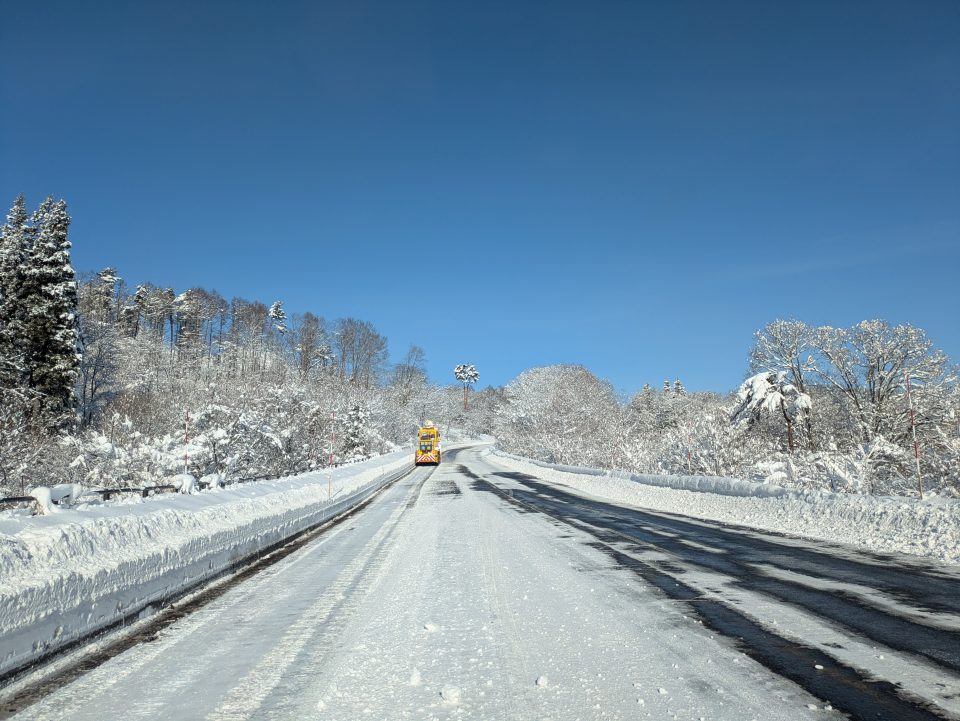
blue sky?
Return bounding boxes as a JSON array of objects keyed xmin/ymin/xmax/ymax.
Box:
[{"xmin": 2, "ymin": 1, "xmax": 958, "ymax": 395}]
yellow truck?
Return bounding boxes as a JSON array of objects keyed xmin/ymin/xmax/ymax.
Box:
[{"xmin": 415, "ymin": 423, "xmax": 441, "ymax": 465}]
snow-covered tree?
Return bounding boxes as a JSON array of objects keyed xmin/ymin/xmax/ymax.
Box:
[
  {"xmin": 391, "ymin": 345, "xmax": 428, "ymax": 405},
  {"xmin": 269, "ymin": 300, "xmax": 287, "ymax": 334},
  {"xmin": 139, "ymin": 285, "xmax": 175, "ymax": 344},
  {"xmin": 626, "ymin": 385, "xmax": 657, "ymax": 432},
  {"xmin": 174, "ymin": 289, "xmax": 205, "ymax": 356},
  {"xmin": 18, "ymin": 198, "xmax": 80, "ymax": 424},
  {"xmin": 0, "ymin": 195, "xmax": 31, "ymax": 390},
  {"xmin": 288, "ymin": 311, "xmax": 329, "ymax": 379},
  {"xmin": 334, "ymin": 318, "xmax": 388, "ymax": 388},
  {"xmin": 750, "ymin": 319, "xmax": 816, "ymax": 448},
  {"xmin": 498, "ymin": 364, "xmax": 618, "ymax": 467},
  {"xmin": 341, "ymin": 404, "xmax": 369, "ymax": 461},
  {"xmin": 455, "ymin": 363, "xmax": 479, "ymax": 409},
  {"xmin": 455, "ymin": 363, "xmax": 479, "ymax": 384},
  {"xmin": 77, "ymin": 274, "xmax": 122, "ymax": 426},
  {"xmin": 811, "ymin": 320, "xmax": 951, "ymax": 443},
  {"xmin": 750, "ymin": 320, "xmax": 813, "ymax": 390},
  {"xmin": 89, "ymin": 267, "xmax": 120, "ymax": 323},
  {"xmin": 0, "ymin": 386, "xmax": 46, "ymax": 495},
  {"xmin": 732, "ymin": 371, "xmax": 812, "ymax": 452},
  {"xmin": 674, "ymin": 378, "xmax": 686, "ymax": 395}
]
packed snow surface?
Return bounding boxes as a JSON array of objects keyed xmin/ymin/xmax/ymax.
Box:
[
  {"xmin": 490, "ymin": 448, "xmax": 960, "ymax": 564},
  {"xmin": 5, "ymin": 446, "xmax": 841, "ymax": 720}
]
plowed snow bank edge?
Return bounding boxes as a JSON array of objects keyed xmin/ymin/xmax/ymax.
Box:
[
  {"xmin": 0, "ymin": 452, "xmax": 411, "ymax": 680},
  {"xmin": 487, "ymin": 448, "xmax": 960, "ymax": 565}
]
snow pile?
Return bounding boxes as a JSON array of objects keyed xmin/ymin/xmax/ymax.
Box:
[
  {"xmin": 489, "ymin": 449, "xmax": 960, "ymax": 564},
  {"xmin": 501, "ymin": 454, "xmax": 793, "ymax": 499},
  {"xmin": 169, "ymin": 473, "xmax": 197, "ymax": 494},
  {"xmin": 0, "ymin": 451, "xmax": 411, "ymax": 679}
]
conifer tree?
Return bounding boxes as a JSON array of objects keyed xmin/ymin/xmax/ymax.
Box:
[
  {"xmin": 20, "ymin": 197, "xmax": 80, "ymax": 423},
  {"xmin": 92, "ymin": 267, "xmax": 120, "ymax": 323},
  {"xmin": 269, "ymin": 300, "xmax": 287, "ymax": 334},
  {"xmin": 0, "ymin": 195, "xmax": 31, "ymax": 389},
  {"xmin": 342, "ymin": 404, "xmax": 368, "ymax": 461}
]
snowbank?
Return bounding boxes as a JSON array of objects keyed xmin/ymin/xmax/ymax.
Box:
[
  {"xmin": 488, "ymin": 449, "xmax": 960, "ymax": 565},
  {"xmin": 497, "ymin": 454, "xmax": 792, "ymax": 499},
  {"xmin": 0, "ymin": 451, "xmax": 411, "ymax": 680}
]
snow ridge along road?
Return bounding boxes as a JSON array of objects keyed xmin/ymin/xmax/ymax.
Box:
[
  {"xmin": 4, "ymin": 444, "xmax": 959, "ymax": 720},
  {"xmin": 0, "ymin": 450, "xmax": 414, "ymax": 685}
]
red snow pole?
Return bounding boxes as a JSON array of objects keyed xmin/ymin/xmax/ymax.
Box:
[
  {"xmin": 184, "ymin": 411, "xmax": 190, "ymax": 474},
  {"xmin": 328, "ymin": 411, "xmax": 336, "ymax": 499},
  {"xmin": 905, "ymin": 374, "xmax": 923, "ymax": 499}
]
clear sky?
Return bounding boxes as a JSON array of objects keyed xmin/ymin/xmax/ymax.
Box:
[{"xmin": 2, "ymin": 1, "xmax": 958, "ymax": 395}]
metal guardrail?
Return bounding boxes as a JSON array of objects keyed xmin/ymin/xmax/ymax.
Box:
[
  {"xmin": 0, "ymin": 496, "xmax": 38, "ymax": 510},
  {"xmin": 0, "ymin": 460, "xmax": 361, "ymax": 512},
  {"xmin": 0, "ymin": 485, "xmax": 181, "ymax": 510}
]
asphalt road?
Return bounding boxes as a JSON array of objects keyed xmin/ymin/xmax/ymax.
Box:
[{"xmin": 467, "ymin": 446, "xmax": 960, "ymax": 721}]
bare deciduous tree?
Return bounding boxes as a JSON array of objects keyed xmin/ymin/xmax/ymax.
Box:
[
  {"xmin": 334, "ymin": 318, "xmax": 388, "ymax": 388},
  {"xmin": 812, "ymin": 320, "xmax": 950, "ymax": 443}
]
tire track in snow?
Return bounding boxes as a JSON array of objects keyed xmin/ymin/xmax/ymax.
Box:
[
  {"xmin": 284, "ymin": 458, "xmax": 542, "ymax": 719},
  {"xmin": 472, "ymin": 458, "xmax": 958, "ymax": 721},
  {"xmin": 10, "ymin": 519, "xmax": 366, "ymax": 720},
  {"xmin": 1, "ymin": 465, "xmax": 429, "ymax": 720},
  {"xmin": 265, "ymin": 468, "xmax": 439, "ymax": 718},
  {"xmin": 203, "ymin": 467, "xmax": 433, "ymax": 721},
  {"xmin": 475, "ymin": 483, "xmax": 537, "ymax": 720}
]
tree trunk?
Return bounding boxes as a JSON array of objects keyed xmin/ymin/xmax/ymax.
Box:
[{"xmin": 780, "ymin": 399, "xmax": 794, "ymax": 453}]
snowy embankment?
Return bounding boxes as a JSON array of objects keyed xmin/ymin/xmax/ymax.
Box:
[
  {"xmin": 488, "ymin": 448, "xmax": 960, "ymax": 565},
  {"xmin": 0, "ymin": 451, "xmax": 412, "ymax": 680}
]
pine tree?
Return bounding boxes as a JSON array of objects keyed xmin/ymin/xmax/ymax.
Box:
[
  {"xmin": 454, "ymin": 363, "xmax": 479, "ymax": 409},
  {"xmin": 663, "ymin": 379, "xmax": 671, "ymax": 393},
  {"xmin": 125, "ymin": 283, "xmax": 150, "ymax": 337},
  {"xmin": 20, "ymin": 197, "xmax": 80, "ymax": 424},
  {"xmin": 0, "ymin": 195, "xmax": 31, "ymax": 389},
  {"xmin": 92, "ymin": 267, "xmax": 120, "ymax": 323},
  {"xmin": 269, "ymin": 300, "xmax": 287, "ymax": 334},
  {"xmin": 342, "ymin": 404, "xmax": 368, "ymax": 461},
  {"xmin": 674, "ymin": 378, "xmax": 686, "ymax": 395}
]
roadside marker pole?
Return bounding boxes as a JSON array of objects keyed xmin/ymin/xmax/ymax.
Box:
[
  {"xmin": 184, "ymin": 411, "xmax": 190, "ymax": 474},
  {"xmin": 328, "ymin": 411, "xmax": 336, "ymax": 499},
  {"xmin": 905, "ymin": 374, "xmax": 923, "ymax": 499}
]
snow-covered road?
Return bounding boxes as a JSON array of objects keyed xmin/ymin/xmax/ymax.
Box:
[{"xmin": 5, "ymin": 445, "xmax": 958, "ymax": 720}]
